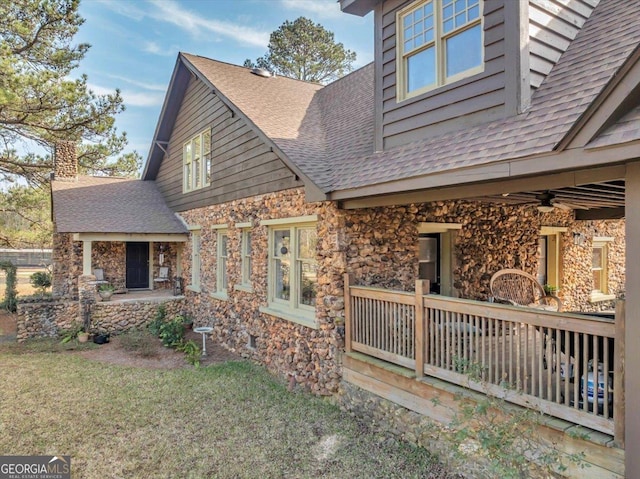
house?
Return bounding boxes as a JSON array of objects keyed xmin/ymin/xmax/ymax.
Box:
[{"xmin": 42, "ymin": 0, "xmax": 640, "ymax": 476}]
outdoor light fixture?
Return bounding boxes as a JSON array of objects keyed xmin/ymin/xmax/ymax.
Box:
[
  {"xmin": 536, "ymin": 192, "xmax": 556, "ymax": 212},
  {"xmin": 573, "ymin": 232, "xmax": 586, "ymax": 246}
]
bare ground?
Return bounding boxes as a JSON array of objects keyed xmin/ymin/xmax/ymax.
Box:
[
  {"xmin": 0, "ymin": 311, "xmax": 242, "ymax": 368},
  {"xmin": 79, "ymin": 329, "xmax": 243, "ymax": 369}
]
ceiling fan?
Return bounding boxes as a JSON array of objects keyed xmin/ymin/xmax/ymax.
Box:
[{"xmin": 535, "ymin": 191, "xmax": 584, "ymax": 212}]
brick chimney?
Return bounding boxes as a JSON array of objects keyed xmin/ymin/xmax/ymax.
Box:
[{"xmin": 53, "ymin": 141, "xmax": 78, "ymax": 181}]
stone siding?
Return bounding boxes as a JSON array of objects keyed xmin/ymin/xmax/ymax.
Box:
[
  {"xmin": 52, "ymin": 232, "xmax": 82, "ymax": 298},
  {"xmin": 179, "ymin": 188, "xmax": 346, "ymax": 396},
  {"xmin": 17, "ymin": 295, "xmax": 185, "ymax": 341},
  {"xmin": 53, "ymin": 142, "xmax": 77, "ymax": 180},
  {"xmin": 17, "ymin": 300, "xmax": 80, "ymax": 341},
  {"xmin": 175, "ymin": 189, "xmax": 625, "ymax": 395},
  {"xmin": 91, "ymin": 297, "xmax": 186, "ymax": 334}
]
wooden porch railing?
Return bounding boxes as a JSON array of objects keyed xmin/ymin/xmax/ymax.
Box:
[{"xmin": 344, "ymin": 274, "xmax": 625, "ymax": 442}]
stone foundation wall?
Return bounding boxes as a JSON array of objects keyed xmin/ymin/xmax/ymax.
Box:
[
  {"xmin": 17, "ymin": 294, "xmax": 185, "ymax": 341},
  {"xmin": 17, "ymin": 300, "xmax": 80, "ymax": 341},
  {"xmin": 91, "ymin": 297, "xmax": 186, "ymax": 334},
  {"xmin": 179, "ymin": 188, "xmax": 346, "ymax": 395}
]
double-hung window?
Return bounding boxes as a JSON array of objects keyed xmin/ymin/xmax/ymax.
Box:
[
  {"xmin": 216, "ymin": 230, "xmax": 228, "ymax": 296},
  {"xmin": 397, "ymin": 0, "xmax": 483, "ymax": 100},
  {"xmin": 261, "ymin": 216, "xmax": 318, "ymax": 328},
  {"xmin": 241, "ymin": 228, "xmax": 252, "ymax": 289},
  {"xmin": 183, "ymin": 129, "xmax": 212, "ymax": 192},
  {"xmin": 189, "ymin": 227, "xmax": 201, "ymax": 292},
  {"xmin": 590, "ymin": 237, "xmax": 615, "ymax": 302}
]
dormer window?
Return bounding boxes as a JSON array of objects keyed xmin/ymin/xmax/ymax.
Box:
[{"xmin": 397, "ymin": 0, "xmax": 483, "ymax": 101}]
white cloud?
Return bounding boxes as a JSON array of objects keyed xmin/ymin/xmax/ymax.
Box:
[
  {"xmin": 122, "ymin": 91, "xmax": 165, "ymax": 107},
  {"xmin": 106, "ymin": 74, "xmax": 167, "ymax": 92},
  {"xmin": 95, "ymin": 0, "xmax": 147, "ymax": 20},
  {"xmin": 280, "ymin": 0, "xmax": 343, "ymax": 19},
  {"xmin": 88, "ymin": 83, "xmax": 164, "ymax": 107}
]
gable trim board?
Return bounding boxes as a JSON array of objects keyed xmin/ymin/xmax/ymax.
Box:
[{"xmin": 561, "ymin": 43, "xmax": 640, "ymax": 150}]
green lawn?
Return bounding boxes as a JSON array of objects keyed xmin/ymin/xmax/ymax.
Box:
[{"xmin": 0, "ymin": 346, "xmax": 457, "ymax": 478}]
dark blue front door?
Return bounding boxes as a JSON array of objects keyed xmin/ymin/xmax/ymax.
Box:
[{"xmin": 126, "ymin": 242, "xmax": 149, "ymax": 289}]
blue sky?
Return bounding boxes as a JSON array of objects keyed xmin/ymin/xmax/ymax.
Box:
[{"xmin": 75, "ymin": 0, "xmax": 374, "ymax": 164}]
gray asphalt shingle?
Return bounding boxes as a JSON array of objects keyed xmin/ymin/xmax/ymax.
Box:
[{"xmin": 52, "ymin": 176, "xmax": 188, "ymax": 234}]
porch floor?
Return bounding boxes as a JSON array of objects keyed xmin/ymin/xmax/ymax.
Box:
[{"xmin": 99, "ymin": 289, "xmax": 181, "ymax": 303}]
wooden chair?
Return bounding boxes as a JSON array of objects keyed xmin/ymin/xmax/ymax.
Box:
[
  {"xmin": 153, "ymin": 266, "xmax": 170, "ymax": 288},
  {"xmin": 489, "ymin": 269, "xmax": 562, "ymax": 311},
  {"xmin": 92, "ymin": 268, "xmax": 109, "ymax": 285}
]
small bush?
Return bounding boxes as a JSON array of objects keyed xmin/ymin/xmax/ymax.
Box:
[
  {"xmin": 159, "ymin": 318, "xmax": 185, "ymax": 347},
  {"xmin": 177, "ymin": 339, "xmax": 200, "ymax": 367},
  {"xmin": 30, "ymin": 271, "xmax": 52, "ymax": 295}
]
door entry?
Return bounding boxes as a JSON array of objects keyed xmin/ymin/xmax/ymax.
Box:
[
  {"xmin": 126, "ymin": 242, "xmax": 149, "ymax": 289},
  {"xmin": 418, "ymin": 233, "xmax": 441, "ymax": 294}
]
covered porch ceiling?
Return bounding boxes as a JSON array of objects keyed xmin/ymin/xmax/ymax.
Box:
[
  {"xmin": 337, "ymin": 164, "xmax": 629, "ymax": 219},
  {"xmin": 472, "ymin": 180, "xmax": 626, "ymax": 219}
]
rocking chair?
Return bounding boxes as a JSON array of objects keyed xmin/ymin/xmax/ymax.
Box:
[{"xmin": 489, "ymin": 269, "xmax": 562, "ymax": 312}]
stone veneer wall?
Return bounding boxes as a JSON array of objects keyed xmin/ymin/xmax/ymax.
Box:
[
  {"xmin": 52, "ymin": 238, "xmax": 182, "ymax": 298},
  {"xmin": 91, "ymin": 241, "xmax": 126, "ymax": 290},
  {"xmin": 17, "ymin": 295, "xmax": 185, "ymax": 341},
  {"xmin": 152, "ymin": 242, "xmax": 180, "ymax": 286},
  {"xmin": 52, "ymin": 232, "xmax": 83, "ymax": 298},
  {"xmin": 53, "ymin": 142, "xmax": 77, "ymax": 180},
  {"xmin": 343, "ymin": 201, "xmax": 541, "ymax": 300},
  {"xmin": 179, "ymin": 188, "xmax": 346, "ymax": 396},
  {"xmin": 177, "ymin": 189, "xmax": 625, "ymax": 395}
]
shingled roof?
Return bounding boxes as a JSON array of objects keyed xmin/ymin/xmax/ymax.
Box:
[
  {"xmin": 51, "ymin": 176, "xmax": 188, "ymax": 234},
  {"xmin": 332, "ymin": 0, "xmax": 640, "ymax": 191},
  {"xmin": 143, "ymin": 0, "xmax": 639, "ymax": 201},
  {"xmin": 148, "ymin": 54, "xmax": 375, "ymax": 194}
]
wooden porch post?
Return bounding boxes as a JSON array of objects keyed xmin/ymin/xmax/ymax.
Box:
[
  {"xmin": 625, "ymin": 161, "xmax": 640, "ymax": 475},
  {"xmin": 415, "ymin": 279, "xmax": 429, "ymax": 378},
  {"xmin": 344, "ymin": 273, "xmax": 353, "ymax": 353},
  {"xmin": 614, "ymin": 300, "xmax": 625, "ymax": 448},
  {"xmin": 82, "ymin": 240, "xmax": 92, "ymax": 276}
]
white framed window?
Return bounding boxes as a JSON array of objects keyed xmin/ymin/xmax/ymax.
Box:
[
  {"xmin": 189, "ymin": 228, "xmax": 201, "ymax": 292},
  {"xmin": 240, "ymin": 228, "xmax": 252, "ymax": 288},
  {"xmin": 397, "ymin": 0, "xmax": 483, "ymax": 101},
  {"xmin": 261, "ymin": 218, "xmax": 318, "ymax": 328},
  {"xmin": 183, "ymin": 129, "xmax": 212, "ymax": 192},
  {"xmin": 590, "ymin": 237, "xmax": 615, "ymax": 302},
  {"xmin": 216, "ymin": 230, "xmax": 228, "ymax": 295}
]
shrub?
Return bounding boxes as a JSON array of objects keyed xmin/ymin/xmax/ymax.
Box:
[
  {"xmin": 177, "ymin": 339, "xmax": 200, "ymax": 367},
  {"xmin": 159, "ymin": 317, "xmax": 185, "ymax": 347},
  {"xmin": 30, "ymin": 271, "xmax": 52, "ymax": 295},
  {"xmin": 0, "ymin": 261, "xmax": 17, "ymax": 313}
]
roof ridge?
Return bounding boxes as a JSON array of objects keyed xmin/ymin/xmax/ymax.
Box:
[{"xmin": 180, "ymin": 51, "xmax": 325, "ymax": 89}]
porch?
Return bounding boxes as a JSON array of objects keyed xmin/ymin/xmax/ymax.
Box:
[{"xmin": 343, "ymin": 274, "xmax": 625, "ymax": 476}]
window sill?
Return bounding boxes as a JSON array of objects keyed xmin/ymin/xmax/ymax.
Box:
[
  {"xmin": 259, "ymin": 306, "xmax": 318, "ymax": 329},
  {"xmin": 210, "ymin": 291, "xmax": 228, "ymax": 301},
  {"xmin": 186, "ymin": 285, "xmax": 201, "ymax": 293},
  {"xmin": 234, "ymin": 284, "xmax": 253, "ymax": 293},
  {"xmin": 589, "ymin": 293, "xmax": 616, "ymax": 303}
]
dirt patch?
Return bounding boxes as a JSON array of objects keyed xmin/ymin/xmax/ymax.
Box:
[
  {"xmin": 0, "ymin": 311, "xmax": 17, "ymax": 342},
  {"xmin": 79, "ymin": 329, "xmax": 243, "ymax": 369}
]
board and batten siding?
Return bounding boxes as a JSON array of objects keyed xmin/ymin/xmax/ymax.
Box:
[
  {"xmin": 528, "ymin": 0, "xmax": 599, "ymax": 90},
  {"xmin": 378, "ymin": 0, "xmax": 508, "ymax": 150},
  {"xmin": 155, "ymin": 76, "xmax": 302, "ymax": 212}
]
